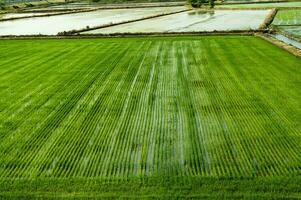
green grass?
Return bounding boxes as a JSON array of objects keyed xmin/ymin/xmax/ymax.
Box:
[{"xmin": 0, "ymin": 36, "xmax": 300, "ymax": 198}]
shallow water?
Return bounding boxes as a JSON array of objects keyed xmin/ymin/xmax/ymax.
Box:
[
  {"xmin": 85, "ymin": 10, "xmax": 270, "ymax": 34},
  {"xmin": 0, "ymin": 12, "xmax": 54, "ymax": 19},
  {"xmin": 0, "ymin": 6, "xmax": 185, "ymax": 35},
  {"xmin": 272, "ymin": 34, "xmax": 301, "ymax": 49},
  {"xmin": 217, "ymin": 2, "xmax": 301, "ymax": 8},
  {"xmin": 277, "ymin": 26, "xmax": 301, "ymax": 38},
  {"xmin": 29, "ymin": 2, "xmax": 184, "ymax": 11}
]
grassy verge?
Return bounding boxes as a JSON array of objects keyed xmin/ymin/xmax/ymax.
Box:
[{"xmin": 0, "ymin": 177, "xmax": 300, "ymax": 198}]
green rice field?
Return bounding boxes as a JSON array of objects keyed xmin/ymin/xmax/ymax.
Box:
[
  {"xmin": 272, "ymin": 9, "xmax": 301, "ymax": 38},
  {"xmin": 0, "ymin": 36, "xmax": 300, "ymax": 198},
  {"xmin": 272, "ymin": 9, "xmax": 301, "ymax": 26}
]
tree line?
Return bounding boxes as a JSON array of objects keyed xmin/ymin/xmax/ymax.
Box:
[{"xmin": 188, "ymin": 0, "xmax": 216, "ymax": 8}]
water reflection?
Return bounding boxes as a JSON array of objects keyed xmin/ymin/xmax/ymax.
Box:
[
  {"xmin": 86, "ymin": 10, "xmax": 270, "ymax": 34},
  {"xmin": 0, "ymin": 6, "xmax": 185, "ymax": 35},
  {"xmin": 272, "ymin": 34, "xmax": 301, "ymax": 49}
]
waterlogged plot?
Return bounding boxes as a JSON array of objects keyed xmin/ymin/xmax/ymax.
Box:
[
  {"xmin": 272, "ymin": 34, "xmax": 301, "ymax": 49},
  {"xmin": 277, "ymin": 26, "xmax": 301, "ymax": 38},
  {"xmin": 0, "ymin": 12, "xmax": 58, "ymax": 19},
  {"xmin": 272, "ymin": 10, "xmax": 301, "ymax": 38},
  {"xmin": 37, "ymin": 2, "xmax": 185, "ymax": 10},
  {"xmin": 0, "ymin": 6, "xmax": 185, "ymax": 35},
  {"xmin": 0, "ymin": 37, "xmax": 300, "ymax": 185},
  {"xmin": 217, "ymin": 1, "xmax": 301, "ymax": 8},
  {"xmin": 85, "ymin": 10, "xmax": 269, "ymax": 34}
]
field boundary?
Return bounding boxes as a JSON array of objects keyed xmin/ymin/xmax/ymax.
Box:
[
  {"xmin": 0, "ymin": 30, "xmax": 261, "ymax": 39},
  {"xmin": 259, "ymin": 8, "xmax": 278, "ymax": 29}
]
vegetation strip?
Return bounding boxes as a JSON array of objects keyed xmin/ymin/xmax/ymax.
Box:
[
  {"xmin": 0, "ymin": 177, "xmax": 300, "ymax": 198},
  {"xmin": 0, "ymin": 30, "xmax": 260, "ymax": 39},
  {"xmin": 0, "ymin": 36, "xmax": 300, "ymax": 198},
  {"xmin": 58, "ymin": 9, "xmax": 191, "ymax": 35}
]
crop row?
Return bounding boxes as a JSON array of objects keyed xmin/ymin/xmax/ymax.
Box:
[{"xmin": 0, "ymin": 37, "xmax": 300, "ymax": 179}]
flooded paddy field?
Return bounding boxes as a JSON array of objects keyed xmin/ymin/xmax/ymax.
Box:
[
  {"xmin": 27, "ymin": 2, "xmax": 185, "ymax": 12},
  {"xmin": 276, "ymin": 25, "xmax": 301, "ymax": 38},
  {"xmin": 272, "ymin": 9, "xmax": 301, "ymax": 38},
  {"xmin": 217, "ymin": 1, "xmax": 301, "ymax": 8},
  {"xmin": 0, "ymin": 6, "xmax": 185, "ymax": 35},
  {"xmin": 272, "ymin": 34, "xmax": 301, "ymax": 48},
  {"xmin": 84, "ymin": 10, "xmax": 270, "ymax": 34},
  {"xmin": 0, "ymin": 12, "xmax": 58, "ymax": 19}
]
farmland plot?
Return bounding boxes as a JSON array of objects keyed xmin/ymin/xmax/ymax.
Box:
[
  {"xmin": 272, "ymin": 9, "xmax": 301, "ymax": 39},
  {"xmin": 0, "ymin": 36, "xmax": 300, "ymax": 198},
  {"xmin": 0, "ymin": 12, "xmax": 60, "ymax": 19},
  {"xmin": 84, "ymin": 10, "xmax": 269, "ymax": 34},
  {"xmin": 217, "ymin": 1, "xmax": 301, "ymax": 8},
  {"xmin": 272, "ymin": 9, "xmax": 301, "ymax": 26},
  {"xmin": 0, "ymin": 6, "xmax": 185, "ymax": 35},
  {"xmin": 277, "ymin": 26, "xmax": 301, "ymax": 38},
  {"xmin": 29, "ymin": 2, "xmax": 185, "ymax": 11}
]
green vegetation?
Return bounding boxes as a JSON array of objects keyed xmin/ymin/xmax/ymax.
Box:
[
  {"xmin": 277, "ymin": 25, "xmax": 301, "ymax": 39},
  {"xmin": 272, "ymin": 9, "xmax": 301, "ymax": 39},
  {"xmin": 0, "ymin": 0, "xmax": 5, "ymax": 9},
  {"xmin": 272, "ymin": 9, "xmax": 301, "ymax": 26},
  {"xmin": 89, "ymin": 0, "xmax": 183, "ymax": 3},
  {"xmin": 188, "ymin": 0, "xmax": 215, "ymax": 8},
  {"xmin": 0, "ymin": 36, "xmax": 300, "ymax": 198}
]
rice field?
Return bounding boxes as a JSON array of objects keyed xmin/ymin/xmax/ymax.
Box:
[
  {"xmin": 31, "ymin": 2, "xmax": 185, "ymax": 10},
  {"xmin": 276, "ymin": 25, "xmax": 301, "ymax": 38},
  {"xmin": 0, "ymin": 6, "xmax": 185, "ymax": 35},
  {"xmin": 0, "ymin": 36, "xmax": 300, "ymax": 198},
  {"xmin": 272, "ymin": 9, "xmax": 301, "ymax": 39},
  {"xmin": 272, "ymin": 9, "xmax": 301, "ymax": 26},
  {"xmin": 0, "ymin": 12, "xmax": 59, "ymax": 19},
  {"xmin": 217, "ymin": 1, "xmax": 301, "ymax": 8},
  {"xmin": 84, "ymin": 10, "xmax": 269, "ymax": 34}
]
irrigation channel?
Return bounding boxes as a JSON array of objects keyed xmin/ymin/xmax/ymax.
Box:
[{"xmin": 271, "ymin": 34, "xmax": 301, "ymax": 49}]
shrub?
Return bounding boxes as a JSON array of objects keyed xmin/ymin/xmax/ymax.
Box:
[{"xmin": 188, "ymin": 0, "xmax": 216, "ymax": 8}]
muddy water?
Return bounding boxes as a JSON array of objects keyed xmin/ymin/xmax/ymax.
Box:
[
  {"xmin": 85, "ymin": 10, "xmax": 270, "ymax": 34},
  {"xmin": 0, "ymin": 6, "xmax": 185, "ymax": 35},
  {"xmin": 272, "ymin": 34, "xmax": 301, "ymax": 49}
]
